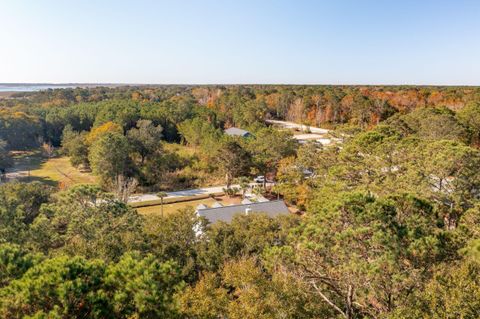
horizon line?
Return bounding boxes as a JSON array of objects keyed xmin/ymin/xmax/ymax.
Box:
[{"xmin": 1, "ymin": 82, "xmax": 480, "ymax": 87}]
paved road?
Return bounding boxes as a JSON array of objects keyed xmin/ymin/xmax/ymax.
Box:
[
  {"xmin": 266, "ymin": 119, "xmax": 330, "ymax": 134},
  {"xmin": 128, "ymin": 183, "xmax": 273, "ymax": 203},
  {"xmin": 2, "ymin": 169, "xmax": 33, "ymax": 183},
  {"xmin": 267, "ymin": 119, "xmax": 338, "ymax": 145},
  {"xmin": 129, "ymin": 185, "xmax": 229, "ymax": 203}
]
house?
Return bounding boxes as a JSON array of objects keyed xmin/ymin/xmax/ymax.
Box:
[
  {"xmin": 196, "ymin": 200, "xmax": 289, "ymax": 224},
  {"xmin": 224, "ymin": 127, "xmax": 251, "ymax": 138}
]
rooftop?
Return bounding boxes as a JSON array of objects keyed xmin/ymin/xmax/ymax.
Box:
[
  {"xmin": 224, "ymin": 127, "xmax": 251, "ymax": 137},
  {"xmin": 197, "ymin": 200, "xmax": 289, "ymax": 224}
]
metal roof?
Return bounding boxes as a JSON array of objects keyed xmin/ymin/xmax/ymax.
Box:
[
  {"xmin": 197, "ymin": 200, "xmax": 289, "ymax": 224},
  {"xmin": 211, "ymin": 201, "xmax": 224, "ymax": 208},
  {"xmin": 196, "ymin": 204, "xmax": 208, "ymax": 210},
  {"xmin": 256, "ymin": 196, "xmax": 270, "ymax": 202},
  {"xmin": 224, "ymin": 127, "xmax": 251, "ymax": 137}
]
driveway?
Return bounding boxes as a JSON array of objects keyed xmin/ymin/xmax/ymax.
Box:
[
  {"xmin": 128, "ymin": 183, "xmax": 273, "ymax": 203},
  {"xmin": 266, "ymin": 119, "xmax": 330, "ymax": 134}
]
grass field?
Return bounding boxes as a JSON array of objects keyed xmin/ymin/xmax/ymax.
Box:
[
  {"xmin": 134, "ymin": 195, "xmax": 243, "ymax": 217},
  {"xmin": 10, "ymin": 150, "xmax": 96, "ymax": 187},
  {"xmin": 135, "ymin": 198, "xmax": 218, "ymax": 216},
  {"xmin": 162, "ymin": 142, "xmax": 200, "ymax": 157}
]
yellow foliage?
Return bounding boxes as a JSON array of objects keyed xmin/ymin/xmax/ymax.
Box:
[
  {"xmin": 86, "ymin": 121, "xmax": 123, "ymax": 145},
  {"xmin": 131, "ymin": 92, "xmax": 142, "ymax": 101},
  {"xmin": 264, "ymin": 93, "xmax": 281, "ymax": 111},
  {"xmin": 295, "ymin": 183, "xmax": 309, "ymax": 208}
]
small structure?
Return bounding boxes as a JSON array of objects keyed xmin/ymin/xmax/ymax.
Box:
[
  {"xmin": 196, "ymin": 200, "xmax": 289, "ymax": 224},
  {"xmin": 224, "ymin": 127, "xmax": 251, "ymax": 138}
]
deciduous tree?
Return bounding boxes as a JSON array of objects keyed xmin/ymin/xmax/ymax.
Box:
[
  {"xmin": 88, "ymin": 132, "xmax": 131, "ymax": 187},
  {"xmin": 216, "ymin": 140, "xmax": 251, "ymax": 188},
  {"xmin": 127, "ymin": 119, "xmax": 163, "ymax": 164}
]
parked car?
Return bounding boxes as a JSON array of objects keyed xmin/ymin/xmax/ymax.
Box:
[
  {"xmin": 254, "ymin": 175, "xmax": 265, "ymax": 183},
  {"xmin": 303, "ymin": 169, "xmax": 314, "ymax": 178}
]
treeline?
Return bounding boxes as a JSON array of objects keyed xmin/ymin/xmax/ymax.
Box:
[
  {"xmin": 60, "ymin": 115, "xmax": 295, "ymax": 194},
  {"xmin": 2, "ymin": 85, "xmax": 480, "ymax": 150},
  {"xmin": 3, "ymin": 85, "xmax": 480, "ymax": 134},
  {"xmin": 1, "ymin": 91, "xmax": 298, "ymax": 192}
]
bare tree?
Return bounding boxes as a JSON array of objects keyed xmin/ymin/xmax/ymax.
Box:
[
  {"xmin": 287, "ymin": 98, "xmax": 305, "ymax": 125},
  {"xmin": 42, "ymin": 142, "xmax": 55, "ymax": 158},
  {"xmin": 114, "ymin": 175, "xmax": 138, "ymax": 203}
]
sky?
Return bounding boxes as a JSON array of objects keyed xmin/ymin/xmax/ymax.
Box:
[{"xmin": 0, "ymin": 0, "xmax": 479, "ymax": 85}]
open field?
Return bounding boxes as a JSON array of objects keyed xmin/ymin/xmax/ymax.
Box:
[
  {"xmin": 6, "ymin": 150, "xmax": 96, "ymax": 187},
  {"xmin": 162, "ymin": 142, "xmax": 198, "ymax": 157},
  {"xmin": 266, "ymin": 119, "xmax": 340, "ymax": 146}
]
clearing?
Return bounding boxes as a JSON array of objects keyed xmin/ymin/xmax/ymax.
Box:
[
  {"xmin": 5, "ymin": 150, "xmax": 96, "ymax": 187},
  {"xmin": 266, "ymin": 119, "xmax": 340, "ymax": 146}
]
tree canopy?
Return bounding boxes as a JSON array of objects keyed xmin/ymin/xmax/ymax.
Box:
[{"xmin": 1, "ymin": 85, "xmax": 480, "ymax": 318}]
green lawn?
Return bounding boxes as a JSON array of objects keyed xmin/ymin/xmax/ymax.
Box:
[
  {"xmin": 11, "ymin": 150, "xmax": 96, "ymax": 187},
  {"xmin": 135, "ymin": 198, "xmax": 218, "ymax": 216}
]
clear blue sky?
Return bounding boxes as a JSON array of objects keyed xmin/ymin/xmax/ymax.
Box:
[{"xmin": 1, "ymin": 0, "xmax": 479, "ymax": 85}]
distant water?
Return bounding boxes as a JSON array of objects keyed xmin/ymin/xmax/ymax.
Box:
[{"xmin": 0, "ymin": 84, "xmax": 89, "ymax": 92}]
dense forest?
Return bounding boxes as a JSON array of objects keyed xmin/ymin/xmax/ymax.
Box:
[{"xmin": 1, "ymin": 85, "xmax": 480, "ymax": 318}]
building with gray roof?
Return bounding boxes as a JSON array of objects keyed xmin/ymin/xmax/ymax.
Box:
[
  {"xmin": 241, "ymin": 198, "xmax": 252, "ymax": 204},
  {"xmin": 196, "ymin": 200, "xmax": 289, "ymax": 224},
  {"xmin": 196, "ymin": 204, "xmax": 208, "ymax": 210},
  {"xmin": 224, "ymin": 127, "xmax": 251, "ymax": 138},
  {"xmin": 211, "ymin": 201, "xmax": 224, "ymax": 208}
]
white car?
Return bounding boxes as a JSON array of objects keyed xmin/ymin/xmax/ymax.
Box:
[{"xmin": 254, "ymin": 175, "xmax": 265, "ymax": 183}]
